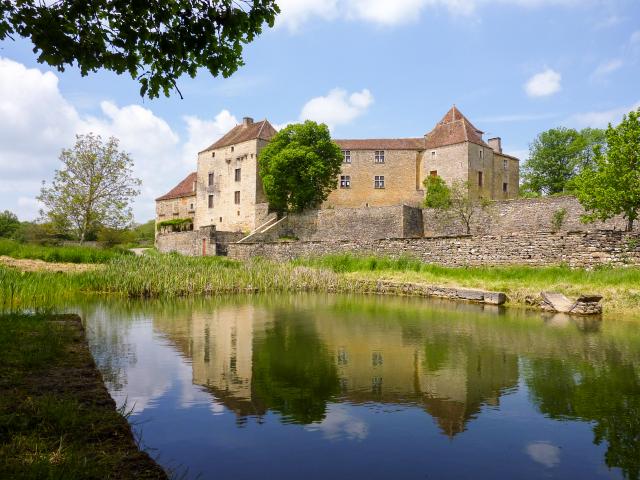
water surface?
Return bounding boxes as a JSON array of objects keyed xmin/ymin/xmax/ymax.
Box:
[{"xmin": 77, "ymin": 294, "xmax": 640, "ymax": 479}]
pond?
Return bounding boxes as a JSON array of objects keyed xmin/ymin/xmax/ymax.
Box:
[{"xmin": 76, "ymin": 294, "xmax": 640, "ymax": 479}]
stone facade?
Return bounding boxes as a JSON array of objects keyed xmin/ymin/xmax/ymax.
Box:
[
  {"xmin": 155, "ymin": 172, "xmax": 197, "ymax": 233},
  {"xmin": 194, "ymin": 135, "xmax": 271, "ymax": 234},
  {"xmin": 227, "ymin": 231, "xmax": 640, "ymax": 269}
]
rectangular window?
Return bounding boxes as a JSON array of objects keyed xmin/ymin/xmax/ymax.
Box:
[
  {"xmin": 342, "ymin": 150, "xmax": 351, "ymax": 163},
  {"xmin": 503, "ymin": 182, "xmax": 508, "ymax": 193},
  {"xmin": 478, "ymin": 171, "xmax": 483, "ymax": 187},
  {"xmin": 430, "ymin": 170, "xmax": 438, "ymax": 177},
  {"xmin": 189, "ymin": 203, "xmax": 194, "ymax": 211},
  {"xmin": 208, "ymin": 172, "xmax": 214, "ymax": 186},
  {"xmin": 479, "ymin": 149, "xmax": 484, "ymax": 159},
  {"xmin": 235, "ymin": 168, "xmax": 241, "ymax": 182},
  {"xmin": 211, "ymin": 151, "xmax": 215, "ymax": 158},
  {"xmin": 431, "ymin": 151, "xmax": 436, "ymax": 158},
  {"xmin": 503, "ymin": 159, "xmax": 508, "ymax": 169},
  {"xmin": 374, "ymin": 175, "xmax": 385, "ymax": 189},
  {"xmin": 208, "ymin": 194, "xmax": 213, "ymax": 208},
  {"xmin": 234, "ymin": 191, "xmax": 240, "ymax": 204},
  {"xmin": 374, "ymin": 150, "xmax": 385, "ymax": 163},
  {"xmin": 231, "ymin": 146, "xmax": 234, "ymax": 152},
  {"xmin": 340, "ymin": 175, "xmax": 351, "ymax": 188}
]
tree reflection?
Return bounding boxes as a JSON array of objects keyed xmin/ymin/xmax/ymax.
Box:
[
  {"xmin": 526, "ymin": 352, "xmax": 640, "ymax": 479},
  {"xmin": 251, "ymin": 311, "xmax": 339, "ymax": 424}
]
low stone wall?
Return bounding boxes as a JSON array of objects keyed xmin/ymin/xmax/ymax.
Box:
[
  {"xmin": 156, "ymin": 226, "xmax": 216, "ymax": 256},
  {"xmin": 423, "ymin": 196, "xmax": 633, "ymax": 236},
  {"xmin": 227, "ymin": 230, "xmax": 640, "ymax": 268}
]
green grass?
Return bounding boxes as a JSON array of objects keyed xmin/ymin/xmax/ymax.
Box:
[
  {"xmin": 0, "ymin": 254, "xmax": 345, "ymax": 308},
  {"xmin": 0, "ymin": 238, "xmax": 131, "ymax": 264},
  {"xmin": 0, "ymin": 313, "xmax": 166, "ymax": 479},
  {"xmin": 295, "ymin": 253, "xmax": 640, "ymax": 313}
]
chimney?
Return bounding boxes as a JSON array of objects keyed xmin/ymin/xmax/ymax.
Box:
[
  {"xmin": 242, "ymin": 117, "xmax": 254, "ymax": 126},
  {"xmin": 488, "ymin": 137, "xmax": 502, "ymax": 154}
]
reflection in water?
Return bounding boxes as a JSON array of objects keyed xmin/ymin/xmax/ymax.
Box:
[{"xmin": 80, "ymin": 295, "xmax": 640, "ymax": 479}]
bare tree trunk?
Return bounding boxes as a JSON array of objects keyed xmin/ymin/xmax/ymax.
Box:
[{"xmin": 627, "ymin": 217, "xmax": 634, "ymax": 232}]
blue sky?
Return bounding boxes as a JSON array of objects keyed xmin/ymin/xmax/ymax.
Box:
[{"xmin": 1, "ymin": 0, "xmax": 638, "ymax": 221}]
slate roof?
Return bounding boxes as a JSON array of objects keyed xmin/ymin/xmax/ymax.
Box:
[
  {"xmin": 200, "ymin": 119, "xmax": 277, "ymax": 152},
  {"xmin": 155, "ymin": 172, "xmax": 197, "ymax": 201},
  {"xmin": 334, "ymin": 138, "xmax": 425, "ymax": 150},
  {"xmin": 424, "ymin": 105, "xmax": 489, "ymax": 149}
]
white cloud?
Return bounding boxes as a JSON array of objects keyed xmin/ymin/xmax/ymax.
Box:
[
  {"xmin": 305, "ymin": 405, "xmax": 369, "ymax": 440},
  {"xmin": 525, "ymin": 441, "xmax": 560, "ymax": 468},
  {"xmin": 567, "ymin": 101, "xmax": 640, "ymax": 129},
  {"xmin": 0, "ymin": 56, "xmax": 239, "ymax": 222},
  {"xmin": 300, "ymin": 88, "xmax": 374, "ymax": 129},
  {"xmin": 524, "ymin": 69, "xmax": 562, "ymax": 97},
  {"xmin": 592, "ymin": 58, "xmax": 623, "ymax": 78},
  {"xmin": 181, "ymin": 110, "xmax": 238, "ymax": 166},
  {"xmin": 275, "ymin": 0, "xmax": 339, "ymax": 31}
]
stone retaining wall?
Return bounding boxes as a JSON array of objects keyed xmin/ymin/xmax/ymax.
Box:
[
  {"xmin": 227, "ymin": 231, "xmax": 640, "ymax": 268},
  {"xmin": 156, "ymin": 226, "xmax": 216, "ymax": 256},
  {"xmin": 423, "ymin": 195, "xmax": 633, "ymax": 236}
]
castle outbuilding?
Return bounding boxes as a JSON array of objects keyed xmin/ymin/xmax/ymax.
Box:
[{"xmin": 156, "ymin": 106, "xmax": 519, "ymax": 236}]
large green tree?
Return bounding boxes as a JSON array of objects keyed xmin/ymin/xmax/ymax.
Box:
[
  {"xmin": 0, "ymin": 1, "xmax": 279, "ymax": 98},
  {"xmin": 522, "ymin": 127, "xmax": 606, "ymax": 195},
  {"xmin": 38, "ymin": 134, "xmax": 141, "ymax": 243},
  {"xmin": 258, "ymin": 121, "xmax": 343, "ymax": 214},
  {"xmin": 573, "ymin": 109, "xmax": 640, "ymax": 231}
]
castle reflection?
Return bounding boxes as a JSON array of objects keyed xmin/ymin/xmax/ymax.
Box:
[{"xmin": 153, "ymin": 297, "xmax": 519, "ymax": 436}]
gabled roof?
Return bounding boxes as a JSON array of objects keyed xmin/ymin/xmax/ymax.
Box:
[
  {"xmin": 424, "ymin": 105, "xmax": 489, "ymax": 149},
  {"xmin": 155, "ymin": 172, "xmax": 197, "ymax": 201},
  {"xmin": 200, "ymin": 119, "xmax": 277, "ymax": 152},
  {"xmin": 334, "ymin": 138, "xmax": 425, "ymax": 150}
]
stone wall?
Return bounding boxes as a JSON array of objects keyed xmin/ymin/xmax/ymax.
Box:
[
  {"xmin": 423, "ymin": 195, "xmax": 634, "ymax": 237},
  {"xmin": 227, "ymin": 231, "xmax": 640, "ymax": 269},
  {"xmin": 244, "ymin": 205, "xmax": 424, "ymax": 242},
  {"xmin": 156, "ymin": 226, "xmax": 216, "ymax": 256}
]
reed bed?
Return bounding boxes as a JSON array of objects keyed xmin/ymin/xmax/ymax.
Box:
[
  {"xmin": 0, "ymin": 254, "xmax": 347, "ymax": 309},
  {"xmin": 0, "ymin": 238, "xmax": 130, "ymax": 264}
]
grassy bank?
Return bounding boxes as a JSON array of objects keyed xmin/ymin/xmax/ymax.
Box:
[
  {"xmin": 2, "ymin": 252, "xmax": 640, "ymax": 315},
  {"xmin": 0, "ymin": 254, "xmax": 344, "ymax": 308},
  {"xmin": 0, "ymin": 238, "xmax": 130, "ymax": 264},
  {"xmin": 296, "ymin": 254, "xmax": 640, "ymax": 313},
  {"xmin": 0, "ymin": 313, "xmax": 166, "ymax": 479}
]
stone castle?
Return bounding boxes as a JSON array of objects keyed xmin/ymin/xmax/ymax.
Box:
[{"xmin": 156, "ymin": 106, "xmax": 520, "ymax": 236}]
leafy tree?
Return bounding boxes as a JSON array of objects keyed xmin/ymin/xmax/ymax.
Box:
[
  {"xmin": 0, "ymin": 210, "xmax": 20, "ymax": 238},
  {"xmin": 0, "ymin": 1, "xmax": 279, "ymax": 98},
  {"xmin": 423, "ymin": 178, "xmax": 489, "ymax": 235},
  {"xmin": 258, "ymin": 121, "xmax": 343, "ymax": 214},
  {"xmin": 522, "ymin": 127, "xmax": 606, "ymax": 195},
  {"xmin": 423, "ymin": 175, "xmax": 451, "ymax": 209},
  {"xmin": 573, "ymin": 110, "xmax": 640, "ymax": 231},
  {"xmin": 38, "ymin": 134, "xmax": 141, "ymax": 243}
]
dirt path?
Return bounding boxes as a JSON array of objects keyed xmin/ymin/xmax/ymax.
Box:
[{"xmin": 0, "ymin": 255, "xmax": 100, "ymax": 273}]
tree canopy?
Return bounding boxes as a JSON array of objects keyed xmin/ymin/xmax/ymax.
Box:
[
  {"xmin": 0, "ymin": 1, "xmax": 279, "ymax": 98},
  {"xmin": 0, "ymin": 210, "xmax": 20, "ymax": 238},
  {"xmin": 38, "ymin": 134, "xmax": 141, "ymax": 243},
  {"xmin": 522, "ymin": 127, "xmax": 606, "ymax": 196},
  {"xmin": 258, "ymin": 121, "xmax": 343, "ymax": 214},
  {"xmin": 573, "ymin": 109, "xmax": 640, "ymax": 231}
]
